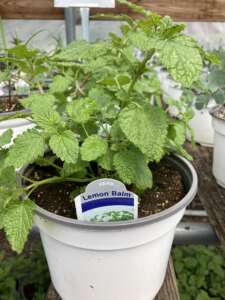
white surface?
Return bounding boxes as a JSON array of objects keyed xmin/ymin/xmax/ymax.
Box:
[
  {"xmin": 2, "ymin": 21, "xmax": 225, "ymax": 51},
  {"xmin": 54, "ymin": 0, "xmax": 115, "ymax": 8},
  {"xmin": 212, "ymin": 116, "xmax": 225, "ymax": 188},
  {"xmin": 35, "ymin": 208, "xmax": 185, "ymax": 300},
  {"xmin": 189, "ymin": 108, "xmax": 215, "ymax": 147},
  {"xmin": 0, "ymin": 118, "xmax": 34, "ymax": 145}
]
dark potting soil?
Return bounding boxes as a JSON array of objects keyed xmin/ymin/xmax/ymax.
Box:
[
  {"xmin": 212, "ymin": 104, "xmax": 225, "ymax": 121},
  {"xmin": 28, "ymin": 158, "xmax": 185, "ymax": 219},
  {"xmin": 0, "ymin": 96, "xmax": 23, "ymax": 113}
]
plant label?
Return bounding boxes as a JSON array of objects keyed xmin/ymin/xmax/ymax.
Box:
[
  {"xmin": 54, "ymin": 0, "xmax": 115, "ymax": 8},
  {"xmin": 75, "ymin": 178, "xmax": 138, "ymax": 222}
]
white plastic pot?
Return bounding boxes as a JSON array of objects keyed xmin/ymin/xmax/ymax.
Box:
[
  {"xmin": 189, "ymin": 107, "xmax": 214, "ymax": 147},
  {"xmin": 0, "ymin": 110, "xmax": 34, "ymax": 144},
  {"xmin": 34, "ymin": 156, "xmax": 197, "ymax": 300},
  {"xmin": 212, "ymin": 114, "xmax": 225, "ymax": 188}
]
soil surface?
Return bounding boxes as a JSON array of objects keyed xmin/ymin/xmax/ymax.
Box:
[
  {"xmin": 27, "ymin": 158, "xmax": 185, "ymax": 219},
  {"xmin": 0, "ymin": 96, "xmax": 23, "ymax": 113},
  {"xmin": 212, "ymin": 104, "xmax": 225, "ymax": 120}
]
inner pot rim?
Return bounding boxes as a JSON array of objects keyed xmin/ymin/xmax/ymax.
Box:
[{"xmin": 29, "ymin": 154, "xmax": 198, "ymax": 229}]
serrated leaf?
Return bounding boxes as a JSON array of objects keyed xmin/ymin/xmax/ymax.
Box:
[
  {"xmin": 49, "ymin": 130, "xmax": 79, "ymax": 164},
  {"xmin": 53, "ymin": 40, "xmax": 111, "ymax": 61},
  {"xmin": 33, "ymin": 106, "xmax": 64, "ymax": 133},
  {"xmin": 0, "ymin": 129, "xmax": 13, "ymax": 147},
  {"xmin": 81, "ymin": 135, "xmax": 108, "ymax": 161},
  {"xmin": 160, "ymin": 36, "xmax": 203, "ymax": 87},
  {"xmin": 113, "ymin": 148, "xmax": 152, "ymax": 190},
  {"xmin": 67, "ymin": 98, "xmax": 97, "ymax": 124},
  {"xmin": 49, "ymin": 75, "xmax": 73, "ymax": 94},
  {"xmin": 119, "ymin": 105, "xmax": 168, "ymax": 161},
  {"xmin": 88, "ymin": 87, "xmax": 112, "ymax": 108},
  {"xmin": 6, "ymin": 129, "xmax": 45, "ymax": 168},
  {"xmin": 20, "ymin": 94, "xmax": 56, "ymax": 111},
  {"xmin": 0, "ymin": 166, "xmax": 17, "ymax": 188},
  {"xmin": 61, "ymin": 158, "xmax": 88, "ymax": 177},
  {"xmin": 98, "ymin": 149, "xmax": 114, "ymax": 171},
  {"xmin": 128, "ymin": 31, "xmax": 165, "ymax": 52},
  {"xmin": 3, "ymin": 200, "xmax": 35, "ymax": 253}
]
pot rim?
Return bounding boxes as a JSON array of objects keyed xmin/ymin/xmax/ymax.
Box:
[
  {"xmin": 209, "ymin": 105, "xmax": 225, "ymax": 122},
  {"xmin": 0, "ymin": 108, "xmax": 30, "ymax": 117},
  {"xmin": 34, "ymin": 155, "xmax": 198, "ymax": 230}
]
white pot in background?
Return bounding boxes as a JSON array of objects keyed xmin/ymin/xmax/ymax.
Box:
[
  {"xmin": 212, "ymin": 114, "xmax": 225, "ymax": 188},
  {"xmin": 34, "ymin": 156, "xmax": 197, "ymax": 300},
  {"xmin": 0, "ymin": 111, "xmax": 34, "ymax": 144},
  {"xmin": 189, "ymin": 107, "xmax": 214, "ymax": 147}
]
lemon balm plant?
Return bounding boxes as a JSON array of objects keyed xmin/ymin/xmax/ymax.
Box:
[
  {"xmin": 0, "ymin": 0, "xmax": 208, "ymax": 261},
  {"xmin": 0, "ymin": 1, "xmax": 216, "ymax": 300}
]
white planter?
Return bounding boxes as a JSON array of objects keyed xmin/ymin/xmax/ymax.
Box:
[
  {"xmin": 189, "ymin": 108, "xmax": 214, "ymax": 147},
  {"xmin": 212, "ymin": 115, "xmax": 225, "ymax": 188},
  {"xmin": 0, "ymin": 111, "xmax": 34, "ymax": 145},
  {"xmin": 34, "ymin": 156, "xmax": 197, "ymax": 300}
]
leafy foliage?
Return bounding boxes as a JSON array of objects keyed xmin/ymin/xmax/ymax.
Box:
[
  {"xmin": 0, "ymin": 0, "xmax": 210, "ymax": 252},
  {"xmin": 3, "ymin": 200, "xmax": 35, "ymax": 253},
  {"xmin": 5, "ymin": 129, "xmax": 45, "ymax": 168},
  {"xmin": 49, "ymin": 130, "xmax": 79, "ymax": 164},
  {"xmin": 173, "ymin": 246, "xmax": 225, "ymax": 300},
  {"xmin": 182, "ymin": 48, "xmax": 225, "ymax": 110},
  {"xmin": 119, "ymin": 105, "xmax": 168, "ymax": 162},
  {"xmin": 0, "ymin": 242, "xmax": 50, "ymax": 300},
  {"xmin": 81, "ymin": 135, "xmax": 108, "ymax": 161}
]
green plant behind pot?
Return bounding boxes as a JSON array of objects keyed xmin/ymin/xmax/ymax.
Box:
[
  {"xmin": 0, "ymin": 23, "xmax": 59, "ymax": 115},
  {"xmin": 0, "ymin": 0, "xmax": 217, "ymax": 253},
  {"xmin": 182, "ymin": 49, "xmax": 225, "ymax": 111},
  {"xmin": 173, "ymin": 245, "xmax": 225, "ymax": 300}
]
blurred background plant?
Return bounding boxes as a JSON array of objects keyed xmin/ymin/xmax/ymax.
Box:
[
  {"xmin": 172, "ymin": 245, "xmax": 225, "ymax": 300},
  {"xmin": 0, "ymin": 240, "xmax": 50, "ymax": 300}
]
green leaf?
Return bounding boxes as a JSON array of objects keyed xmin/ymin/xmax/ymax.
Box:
[
  {"xmin": 3, "ymin": 200, "xmax": 35, "ymax": 254},
  {"xmin": 8, "ymin": 44, "xmax": 38, "ymax": 59},
  {"xmin": 0, "ymin": 167, "xmax": 17, "ymax": 188},
  {"xmin": 20, "ymin": 94, "xmax": 56, "ymax": 111},
  {"xmin": 53, "ymin": 40, "xmax": 110, "ymax": 61},
  {"xmin": 98, "ymin": 149, "xmax": 114, "ymax": 171},
  {"xmin": 49, "ymin": 130, "xmax": 79, "ymax": 164},
  {"xmin": 0, "ymin": 129, "xmax": 13, "ymax": 147},
  {"xmin": 6, "ymin": 129, "xmax": 45, "ymax": 168},
  {"xmin": 213, "ymin": 89, "xmax": 225, "ymax": 105},
  {"xmin": 119, "ymin": 105, "xmax": 168, "ymax": 161},
  {"xmin": 32, "ymin": 106, "xmax": 64, "ymax": 133},
  {"xmin": 113, "ymin": 148, "xmax": 152, "ymax": 190},
  {"xmin": 61, "ymin": 157, "xmax": 88, "ymax": 177},
  {"xmin": 67, "ymin": 98, "xmax": 97, "ymax": 124},
  {"xmin": 168, "ymin": 121, "xmax": 186, "ymax": 146},
  {"xmin": 208, "ymin": 70, "xmax": 225, "ymax": 89},
  {"xmin": 49, "ymin": 75, "xmax": 73, "ymax": 94},
  {"xmin": 128, "ymin": 31, "xmax": 164, "ymax": 52},
  {"xmin": 81, "ymin": 135, "xmax": 108, "ymax": 161},
  {"xmin": 160, "ymin": 36, "xmax": 203, "ymax": 87}
]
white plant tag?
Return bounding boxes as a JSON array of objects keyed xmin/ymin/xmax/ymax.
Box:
[
  {"xmin": 54, "ymin": 0, "xmax": 115, "ymax": 8},
  {"xmin": 75, "ymin": 178, "xmax": 138, "ymax": 222}
]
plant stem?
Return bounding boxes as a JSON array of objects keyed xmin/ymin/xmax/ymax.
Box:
[
  {"xmin": 35, "ymin": 158, "xmax": 63, "ymax": 173},
  {"xmin": 0, "ymin": 17, "xmax": 7, "ymax": 49},
  {"xmin": 25, "ymin": 176, "xmax": 95, "ymax": 192},
  {"xmin": 19, "ymin": 174, "xmax": 36, "ymax": 184},
  {"xmin": 128, "ymin": 50, "xmax": 155, "ymax": 95}
]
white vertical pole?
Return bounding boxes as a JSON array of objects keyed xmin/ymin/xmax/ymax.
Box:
[{"xmin": 80, "ymin": 8, "xmax": 90, "ymax": 41}]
